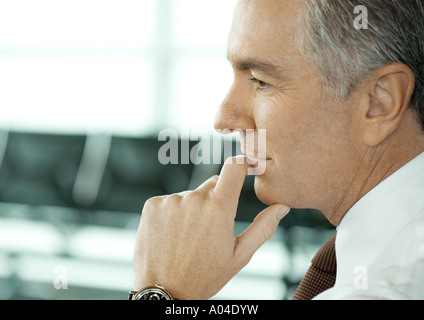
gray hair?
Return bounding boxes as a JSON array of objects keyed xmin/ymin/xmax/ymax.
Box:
[{"xmin": 296, "ymin": 0, "xmax": 424, "ymax": 128}]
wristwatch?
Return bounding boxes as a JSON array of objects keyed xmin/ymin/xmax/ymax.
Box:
[{"xmin": 128, "ymin": 284, "xmax": 174, "ymax": 300}]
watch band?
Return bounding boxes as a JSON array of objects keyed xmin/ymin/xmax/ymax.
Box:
[{"xmin": 129, "ymin": 284, "xmax": 174, "ymax": 300}]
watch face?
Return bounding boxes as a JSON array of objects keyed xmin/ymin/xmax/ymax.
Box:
[{"xmin": 134, "ymin": 287, "xmax": 172, "ymax": 300}]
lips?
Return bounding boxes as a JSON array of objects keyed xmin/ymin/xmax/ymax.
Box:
[
  {"xmin": 240, "ymin": 144, "xmax": 270, "ymax": 162},
  {"xmin": 245, "ymin": 155, "xmax": 271, "ymax": 167},
  {"xmin": 243, "ymin": 155, "xmax": 271, "ymax": 176}
]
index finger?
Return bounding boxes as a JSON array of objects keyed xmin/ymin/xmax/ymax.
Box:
[{"xmin": 212, "ymin": 156, "xmax": 251, "ymax": 207}]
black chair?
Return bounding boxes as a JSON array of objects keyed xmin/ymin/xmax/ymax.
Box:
[
  {"xmin": 0, "ymin": 132, "xmax": 86, "ymax": 208},
  {"xmin": 91, "ymin": 136, "xmax": 196, "ymax": 213}
]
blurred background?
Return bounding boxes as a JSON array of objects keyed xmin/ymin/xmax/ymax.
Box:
[{"xmin": 0, "ymin": 0, "xmax": 334, "ymax": 300}]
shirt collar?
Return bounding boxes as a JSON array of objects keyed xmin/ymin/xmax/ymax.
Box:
[{"xmin": 335, "ymin": 152, "xmax": 424, "ymax": 286}]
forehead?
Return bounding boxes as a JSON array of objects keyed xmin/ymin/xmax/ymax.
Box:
[{"xmin": 227, "ymin": 0, "xmax": 306, "ymax": 66}]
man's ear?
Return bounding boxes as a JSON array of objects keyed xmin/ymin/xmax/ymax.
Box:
[{"xmin": 360, "ymin": 62, "xmax": 415, "ymax": 146}]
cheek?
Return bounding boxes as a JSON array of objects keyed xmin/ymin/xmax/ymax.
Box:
[
  {"xmin": 252, "ymin": 97, "xmax": 353, "ymax": 207},
  {"xmin": 256, "ymin": 101, "xmax": 306, "ymax": 175},
  {"xmin": 251, "ymin": 110, "xmax": 304, "ymax": 205}
]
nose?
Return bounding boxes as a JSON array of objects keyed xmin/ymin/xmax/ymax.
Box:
[{"xmin": 214, "ymin": 81, "xmax": 255, "ymax": 134}]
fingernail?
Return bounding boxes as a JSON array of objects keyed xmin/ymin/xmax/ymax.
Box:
[{"xmin": 276, "ymin": 206, "xmax": 291, "ymax": 220}]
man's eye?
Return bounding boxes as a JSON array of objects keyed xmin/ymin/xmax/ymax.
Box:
[{"xmin": 250, "ymin": 78, "xmax": 271, "ymax": 90}]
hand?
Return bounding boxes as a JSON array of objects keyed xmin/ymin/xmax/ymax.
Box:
[{"xmin": 133, "ymin": 156, "xmax": 291, "ymax": 300}]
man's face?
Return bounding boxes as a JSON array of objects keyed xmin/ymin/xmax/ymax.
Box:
[{"xmin": 215, "ymin": 0, "xmax": 359, "ymax": 212}]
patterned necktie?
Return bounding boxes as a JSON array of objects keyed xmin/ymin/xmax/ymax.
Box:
[{"xmin": 293, "ymin": 233, "xmax": 337, "ymax": 300}]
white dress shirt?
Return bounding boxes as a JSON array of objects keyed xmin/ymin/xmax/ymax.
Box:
[{"xmin": 315, "ymin": 152, "xmax": 424, "ymax": 300}]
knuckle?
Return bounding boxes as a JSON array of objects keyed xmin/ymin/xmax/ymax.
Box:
[
  {"xmin": 209, "ymin": 175, "xmax": 219, "ymax": 185},
  {"xmin": 167, "ymin": 193, "xmax": 181, "ymax": 202},
  {"xmin": 182, "ymin": 190, "xmax": 197, "ymax": 200},
  {"xmin": 183, "ymin": 190, "xmax": 204, "ymax": 206},
  {"xmin": 166, "ymin": 193, "xmax": 186, "ymax": 207},
  {"xmin": 142, "ymin": 196, "xmax": 165, "ymax": 218},
  {"xmin": 144, "ymin": 196, "xmax": 162, "ymax": 209},
  {"xmin": 261, "ymin": 223, "xmax": 277, "ymax": 241}
]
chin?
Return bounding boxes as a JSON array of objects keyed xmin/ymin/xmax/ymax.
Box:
[
  {"xmin": 253, "ymin": 175, "xmax": 284, "ymax": 206},
  {"xmin": 252, "ymin": 160, "xmax": 297, "ymax": 208}
]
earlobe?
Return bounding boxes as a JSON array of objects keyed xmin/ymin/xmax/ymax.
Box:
[{"xmin": 361, "ymin": 63, "xmax": 415, "ymax": 147}]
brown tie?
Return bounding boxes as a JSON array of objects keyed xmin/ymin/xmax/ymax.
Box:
[{"xmin": 293, "ymin": 233, "xmax": 337, "ymax": 300}]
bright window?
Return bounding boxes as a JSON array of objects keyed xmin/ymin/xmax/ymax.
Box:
[{"xmin": 0, "ymin": 0, "xmax": 237, "ymax": 136}]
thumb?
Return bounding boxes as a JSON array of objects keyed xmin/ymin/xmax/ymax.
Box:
[{"xmin": 234, "ymin": 205, "xmax": 291, "ymax": 267}]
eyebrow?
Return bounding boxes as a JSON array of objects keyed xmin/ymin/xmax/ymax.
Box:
[{"xmin": 227, "ymin": 55, "xmax": 290, "ymax": 80}]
